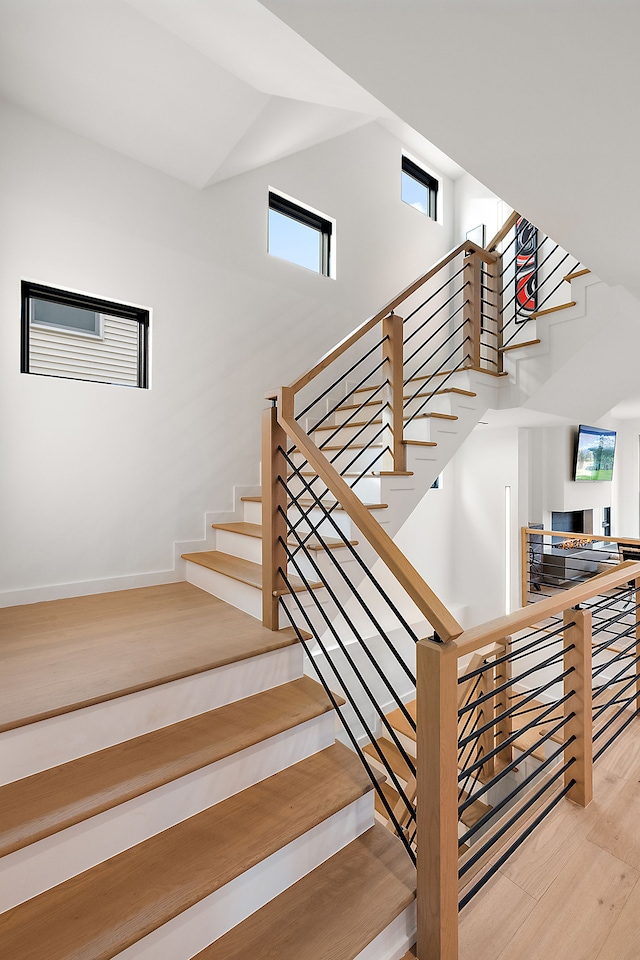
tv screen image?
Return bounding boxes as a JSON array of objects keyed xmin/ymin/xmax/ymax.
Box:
[{"xmin": 574, "ymin": 425, "xmax": 616, "ymax": 481}]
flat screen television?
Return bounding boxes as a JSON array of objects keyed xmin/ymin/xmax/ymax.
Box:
[{"xmin": 573, "ymin": 425, "xmax": 616, "ymax": 481}]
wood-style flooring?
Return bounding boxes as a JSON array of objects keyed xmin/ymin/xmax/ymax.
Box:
[{"xmin": 459, "ymin": 719, "xmax": 640, "ymax": 960}]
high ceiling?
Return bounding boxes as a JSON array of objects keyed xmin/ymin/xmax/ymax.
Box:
[
  {"xmin": 0, "ymin": 0, "xmax": 461, "ymax": 188},
  {"xmin": 262, "ymin": 0, "xmax": 640, "ymax": 302}
]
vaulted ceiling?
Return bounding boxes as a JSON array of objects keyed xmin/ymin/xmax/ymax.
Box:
[
  {"xmin": 262, "ymin": 0, "xmax": 640, "ymax": 302},
  {"xmin": 0, "ymin": 0, "xmax": 461, "ymax": 188}
]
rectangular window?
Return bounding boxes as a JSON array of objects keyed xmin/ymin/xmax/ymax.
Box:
[
  {"xmin": 401, "ymin": 156, "xmax": 438, "ymax": 220},
  {"xmin": 21, "ymin": 282, "xmax": 149, "ymax": 388},
  {"xmin": 268, "ymin": 191, "xmax": 332, "ymax": 276}
]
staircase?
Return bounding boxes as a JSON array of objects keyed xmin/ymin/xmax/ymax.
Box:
[
  {"xmin": 0, "ymin": 216, "xmax": 603, "ymax": 960},
  {"xmin": 0, "ymin": 584, "xmax": 416, "ymax": 959}
]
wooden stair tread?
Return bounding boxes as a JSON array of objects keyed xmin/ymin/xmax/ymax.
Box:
[
  {"xmin": 500, "ymin": 338, "xmax": 541, "ymax": 353},
  {"xmin": 212, "ymin": 521, "xmax": 357, "ymax": 550},
  {"xmin": 386, "ymin": 701, "xmax": 417, "ymax": 742},
  {"xmin": 181, "ymin": 551, "xmax": 322, "ymax": 594},
  {"xmin": 211, "ymin": 520, "xmax": 262, "ymax": 538},
  {"xmin": 363, "ymin": 737, "xmax": 413, "ymax": 782},
  {"xmin": 292, "ymin": 498, "xmax": 388, "ymax": 511},
  {"xmin": 0, "ymin": 744, "xmax": 376, "ymax": 960},
  {"xmin": 314, "ymin": 411, "xmax": 458, "ymax": 432},
  {"xmin": 347, "ymin": 386, "xmax": 476, "ymax": 402},
  {"xmin": 564, "ymin": 268, "xmax": 590, "ymax": 282},
  {"xmin": 459, "ymin": 793, "xmax": 492, "ymax": 829},
  {"xmin": 193, "ymin": 824, "xmax": 416, "ymax": 960},
  {"xmin": 374, "ymin": 779, "xmax": 401, "ymax": 818},
  {"xmin": 529, "ymin": 301, "xmax": 576, "ymax": 319},
  {"xmin": 0, "ymin": 676, "xmax": 334, "ymax": 859},
  {"xmin": 0, "ymin": 584, "xmax": 299, "ymax": 734},
  {"xmin": 402, "ymin": 439, "xmax": 437, "ymax": 447},
  {"xmin": 240, "ymin": 495, "xmax": 387, "ymax": 512}
]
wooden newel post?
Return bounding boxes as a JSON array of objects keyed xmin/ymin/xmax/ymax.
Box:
[
  {"xmin": 563, "ymin": 606, "xmax": 593, "ymax": 807},
  {"xmin": 261, "ymin": 404, "xmax": 289, "ymax": 631},
  {"xmin": 462, "ymin": 251, "xmax": 481, "ymax": 370},
  {"xmin": 417, "ymin": 637, "xmax": 459, "ymax": 960},
  {"xmin": 382, "ymin": 312, "xmax": 406, "ymax": 473}
]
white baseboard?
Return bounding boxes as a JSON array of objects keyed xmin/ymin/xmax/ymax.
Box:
[{"xmin": 0, "ymin": 484, "xmax": 263, "ymax": 609}]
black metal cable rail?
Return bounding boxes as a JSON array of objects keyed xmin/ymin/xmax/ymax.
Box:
[
  {"xmin": 501, "ymin": 254, "xmax": 574, "ymax": 341},
  {"xmin": 458, "ymin": 687, "xmax": 575, "ymax": 782},
  {"xmin": 275, "ymin": 554, "xmax": 417, "ymax": 807},
  {"xmin": 307, "ymin": 365, "xmax": 388, "ymax": 436},
  {"xmin": 277, "ymin": 599, "xmax": 416, "ymax": 862},
  {"xmin": 280, "ymin": 448, "xmax": 421, "ymax": 644},
  {"xmin": 592, "ymin": 663, "xmax": 640, "ymax": 725},
  {"xmin": 458, "ymin": 713, "xmax": 573, "ymax": 817},
  {"xmin": 459, "ymin": 774, "xmax": 576, "ymax": 910},
  {"xmin": 297, "ymin": 334, "xmax": 389, "ymax": 420},
  {"xmin": 285, "ymin": 446, "xmax": 389, "ymax": 565},
  {"xmin": 593, "ymin": 703, "xmax": 640, "ymax": 762},
  {"xmin": 499, "ymin": 234, "xmax": 558, "ymax": 287},
  {"xmin": 404, "ymin": 262, "xmax": 467, "ymax": 325},
  {"xmin": 592, "ymin": 631, "xmax": 640, "ymax": 682},
  {"xmin": 459, "ymin": 729, "xmax": 575, "ymax": 848},
  {"xmin": 403, "ymin": 282, "xmax": 468, "ymax": 360},
  {"xmin": 284, "ymin": 443, "xmax": 391, "ymax": 554},
  {"xmin": 458, "ymin": 646, "xmax": 574, "ymax": 720},
  {"xmin": 403, "ymin": 310, "xmax": 468, "ymax": 388},
  {"xmin": 279, "ymin": 512, "xmax": 417, "ymax": 723},
  {"xmin": 317, "ymin": 400, "xmax": 389, "ymax": 453},
  {"xmin": 403, "ymin": 347, "xmax": 470, "ymax": 428}
]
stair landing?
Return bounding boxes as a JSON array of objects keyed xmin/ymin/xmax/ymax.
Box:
[{"xmin": 0, "ymin": 583, "xmax": 299, "ymax": 732}]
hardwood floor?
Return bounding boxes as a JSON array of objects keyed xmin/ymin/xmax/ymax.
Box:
[
  {"xmin": 459, "ymin": 718, "xmax": 640, "ymax": 960},
  {"xmin": 0, "ymin": 583, "xmax": 298, "ymax": 731}
]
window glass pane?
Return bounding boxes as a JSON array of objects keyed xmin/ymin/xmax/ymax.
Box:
[
  {"xmin": 268, "ymin": 208, "xmax": 321, "ymax": 273},
  {"xmin": 401, "ymin": 172, "xmax": 428, "ymax": 215},
  {"xmin": 31, "ymin": 298, "xmax": 99, "ymax": 334}
]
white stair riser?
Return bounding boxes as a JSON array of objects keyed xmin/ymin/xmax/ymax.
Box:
[
  {"xmin": 0, "ymin": 713, "xmax": 336, "ymax": 913},
  {"xmin": 186, "ymin": 559, "xmax": 330, "ymax": 629},
  {"xmin": 314, "ymin": 420, "xmax": 390, "ymax": 448},
  {"xmin": 186, "ymin": 561, "xmax": 262, "ymax": 620},
  {"xmin": 0, "ymin": 646, "xmax": 303, "ymax": 786},
  {"xmin": 286, "ymin": 473, "xmax": 382, "ymax": 502},
  {"xmin": 290, "ymin": 505, "xmax": 356, "ymax": 541},
  {"xmin": 112, "ymin": 793, "xmax": 375, "ymax": 960},
  {"xmin": 215, "ymin": 528, "xmax": 262, "ymax": 564},
  {"xmin": 353, "ymin": 903, "xmax": 416, "ymax": 960},
  {"xmin": 332, "ymin": 393, "xmax": 453, "ymax": 425},
  {"xmin": 293, "ymin": 446, "xmax": 389, "ymax": 477},
  {"xmin": 332, "ymin": 402, "xmax": 383, "ymax": 426},
  {"xmin": 242, "ymin": 500, "xmax": 262, "ymax": 523}
]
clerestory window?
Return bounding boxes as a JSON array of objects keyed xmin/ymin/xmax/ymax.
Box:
[
  {"xmin": 268, "ymin": 191, "xmax": 333, "ymax": 277},
  {"xmin": 401, "ymin": 156, "xmax": 439, "ymax": 220}
]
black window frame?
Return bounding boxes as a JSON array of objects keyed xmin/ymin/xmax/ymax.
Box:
[
  {"xmin": 268, "ymin": 191, "xmax": 332, "ymax": 277},
  {"xmin": 401, "ymin": 156, "xmax": 439, "ymax": 221},
  {"xmin": 21, "ymin": 281, "xmax": 150, "ymax": 389}
]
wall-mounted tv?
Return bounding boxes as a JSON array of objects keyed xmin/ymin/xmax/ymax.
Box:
[{"xmin": 573, "ymin": 425, "xmax": 616, "ymax": 481}]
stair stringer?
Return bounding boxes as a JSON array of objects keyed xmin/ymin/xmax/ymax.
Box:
[{"xmin": 498, "ymin": 274, "xmax": 640, "ymax": 422}]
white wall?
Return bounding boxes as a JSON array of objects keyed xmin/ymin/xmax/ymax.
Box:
[
  {"xmin": 0, "ymin": 100, "xmax": 455, "ymax": 603},
  {"xmin": 454, "ymin": 171, "xmax": 511, "ymax": 248}
]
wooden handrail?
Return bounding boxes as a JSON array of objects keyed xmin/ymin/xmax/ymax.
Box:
[
  {"xmin": 278, "ymin": 386, "xmax": 464, "ymax": 642},
  {"xmin": 523, "ymin": 526, "xmax": 640, "ymax": 546},
  {"xmin": 486, "ymin": 210, "xmax": 520, "ymax": 253},
  {"xmin": 453, "ymin": 560, "xmax": 640, "ymax": 657},
  {"xmin": 287, "ymin": 240, "xmax": 497, "ymax": 395}
]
